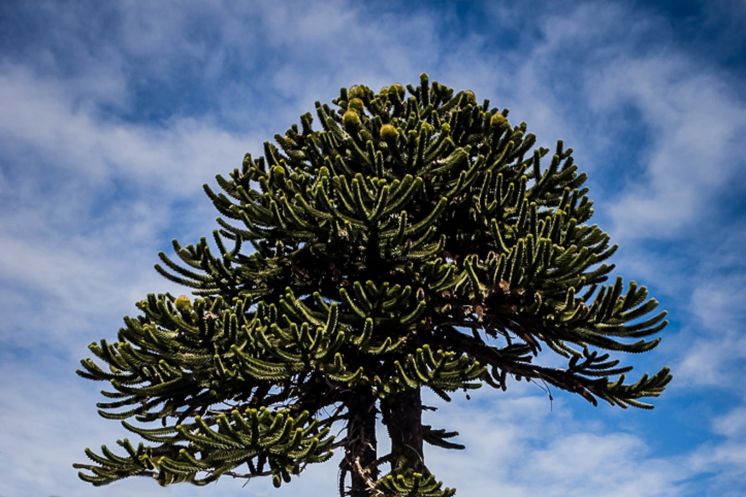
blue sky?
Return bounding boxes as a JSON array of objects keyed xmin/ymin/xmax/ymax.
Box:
[{"xmin": 1, "ymin": 1, "xmax": 745, "ymax": 496}]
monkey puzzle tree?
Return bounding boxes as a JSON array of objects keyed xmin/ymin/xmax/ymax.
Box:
[{"xmin": 75, "ymin": 74, "xmax": 671, "ymax": 497}]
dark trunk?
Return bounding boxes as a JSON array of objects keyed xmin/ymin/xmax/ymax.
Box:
[
  {"xmin": 381, "ymin": 387, "xmax": 423, "ymax": 473},
  {"xmin": 345, "ymin": 389, "xmax": 378, "ymax": 497}
]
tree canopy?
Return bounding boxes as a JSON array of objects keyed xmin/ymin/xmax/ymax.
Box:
[{"xmin": 75, "ymin": 74, "xmax": 671, "ymax": 496}]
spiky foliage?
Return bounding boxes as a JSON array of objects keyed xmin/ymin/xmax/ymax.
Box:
[{"xmin": 75, "ymin": 74, "xmax": 671, "ymax": 496}]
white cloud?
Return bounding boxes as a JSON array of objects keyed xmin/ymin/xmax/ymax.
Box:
[
  {"xmin": 423, "ymin": 388, "xmax": 688, "ymax": 497},
  {"xmin": 0, "ymin": 66, "xmax": 256, "ymax": 194},
  {"xmin": 480, "ymin": 2, "xmax": 746, "ymax": 242},
  {"xmin": 686, "ymin": 405, "xmax": 746, "ymax": 497},
  {"xmin": 594, "ymin": 57, "xmax": 746, "ymax": 240},
  {"xmin": 0, "ymin": 66, "xmax": 255, "ymax": 355},
  {"xmin": 670, "ymin": 228, "xmax": 746, "ymax": 386},
  {"xmin": 713, "ymin": 407, "xmax": 746, "ymax": 438}
]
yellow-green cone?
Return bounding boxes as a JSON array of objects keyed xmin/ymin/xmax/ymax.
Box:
[
  {"xmin": 343, "ymin": 109, "xmax": 362, "ymax": 130},
  {"xmin": 174, "ymin": 295, "xmax": 191, "ymax": 312},
  {"xmin": 490, "ymin": 112, "xmax": 507, "ymax": 127},
  {"xmin": 380, "ymin": 123, "xmax": 399, "ymax": 140},
  {"xmin": 348, "ymin": 98, "xmax": 364, "ymax": 112}
]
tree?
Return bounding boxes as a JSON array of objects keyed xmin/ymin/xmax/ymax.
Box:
[{"xmin": 75, "ymin": 74, "xmax": 671, "ymax": 497}]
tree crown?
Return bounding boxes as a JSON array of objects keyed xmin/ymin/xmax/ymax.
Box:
[{"xmin": 75, "ymin": 74, "xmax": 671, "ymax": 496}]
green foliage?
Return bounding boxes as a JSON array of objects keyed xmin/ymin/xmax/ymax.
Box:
[{"xmin": 76, "ymin": 74, "xmax": 671, "ymax": 496}]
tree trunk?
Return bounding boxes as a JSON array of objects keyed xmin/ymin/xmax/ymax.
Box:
[
  {"xmin": 381, "ymin": 387, "xmax": 423, "ymax": 474},
  {"xmin": 345, "ymin": 389, "xmax": 378, "ymax": 497}
]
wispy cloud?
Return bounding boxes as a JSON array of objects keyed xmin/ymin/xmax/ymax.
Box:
[
  {"xmin": 0, "ymin": 66, "xmax": 255, "ymax": 193},
  {"xmin": 594, "ymin": 57, "xmax": 746, "ymax": 240},
  {"xmin": 0, "ymin": 65, "xmax": 255, "ymax": 356},
  {"xmin": 686, "ymin": 404, "xmax": 746, "ymax": 497},
  {"xmin": 423, "ymin": 387, "xmax": 688, "ymax": 497},
  {"xmin": 483, "ymin": 2, "xmax": 746, "ymax": 242},
  {"xmin": 672, "ymin": 228, "xmax": 746, "ymax": 386}
]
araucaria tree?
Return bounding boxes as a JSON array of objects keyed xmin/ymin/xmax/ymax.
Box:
[{"xmin": 76, "ymin": 75, "xmax": 671, "ymax": 496}]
